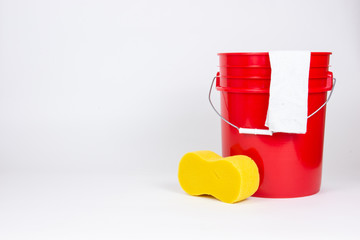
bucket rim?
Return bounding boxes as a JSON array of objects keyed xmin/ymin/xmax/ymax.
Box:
[
  {"xmin": 218, "ymin": 76, "xmax": 329, "ymax": 80},
  {"xmin": 218, "ymin": 52, "xmax": 332, "ymax": 56},
  {"xmin": 218, "ymin": 65, "xmax": 331, "ymax": 68},
  {"xmin": 216, "ymin": 86, "xmax": 332, "ymax": 94}
]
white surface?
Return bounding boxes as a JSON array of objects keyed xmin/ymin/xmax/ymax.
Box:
[
  {"xmin": 0, "ymin": 172, "xmax": 359, "ymax": 239},
  {"xmin": 0, "ymin": 0, "xmax": 360, "ymax": 239},
  {"xmin": 266, "ymin": 51, "xmax": 310, "ymax": 133}
]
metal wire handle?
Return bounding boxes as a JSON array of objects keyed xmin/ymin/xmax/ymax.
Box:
[{"xmin": 208, "ymin": 75, "xmax": 336, "ymax": 135}]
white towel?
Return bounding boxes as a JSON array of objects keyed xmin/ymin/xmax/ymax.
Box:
[{"xmin": 265, "ymin": 51, "xmax": 311, "ymax": 134}]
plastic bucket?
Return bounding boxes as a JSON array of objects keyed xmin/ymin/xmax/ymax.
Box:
[{"xmin": 212, "ymin": 52, "xmax": 334, "ymax": 198}]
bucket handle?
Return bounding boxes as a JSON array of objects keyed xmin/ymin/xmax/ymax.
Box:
[{"xmin": 209, "ymin": 73, "xmax": 336, "ymax": 135}]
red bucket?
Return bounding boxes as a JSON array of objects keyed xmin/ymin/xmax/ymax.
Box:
[{"xmin": 211, "ymin": 52, "xmax": 334, "ymax": 198}]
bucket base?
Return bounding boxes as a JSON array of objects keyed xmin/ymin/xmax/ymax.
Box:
[{"xmin": 252, "ymin": 188, "xmax": 320, "ymax": 198}]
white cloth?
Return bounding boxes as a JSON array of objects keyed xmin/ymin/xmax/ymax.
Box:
[{"xmin": 265, "ymin": 51, "xmax": 311, "ymax": 134}]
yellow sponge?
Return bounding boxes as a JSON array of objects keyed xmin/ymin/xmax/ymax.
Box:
[{"xmin": 178, "ymin": 151, "xmax": 259, "ymax": 203}]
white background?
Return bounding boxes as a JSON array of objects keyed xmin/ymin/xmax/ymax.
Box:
[{"xmin": 0, "ymin": 0, "xmax": 359, "ymax": 239}]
